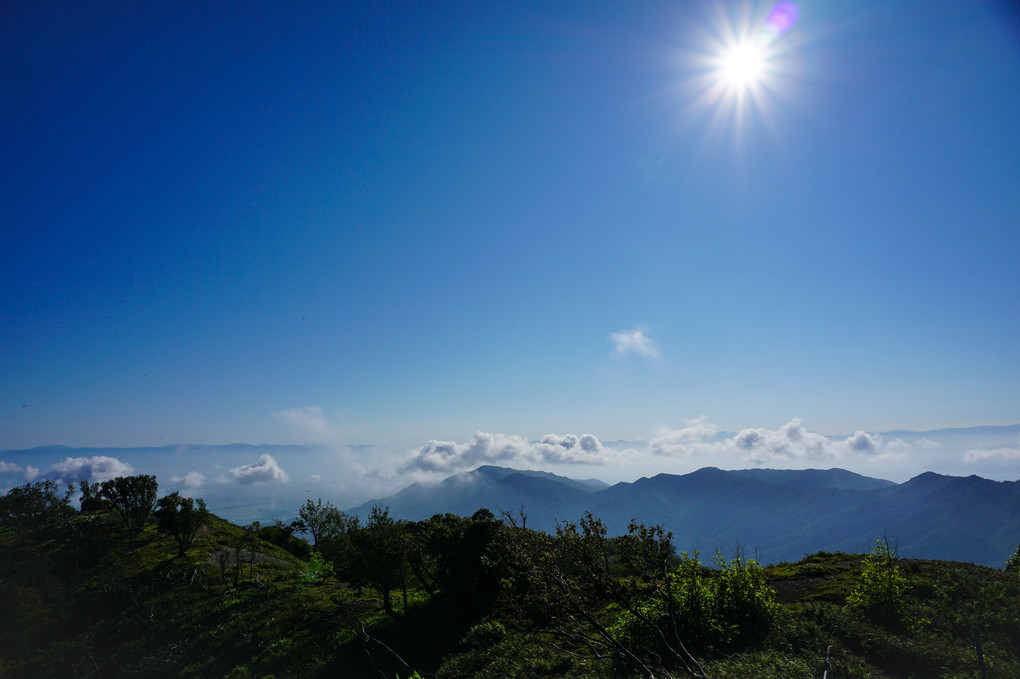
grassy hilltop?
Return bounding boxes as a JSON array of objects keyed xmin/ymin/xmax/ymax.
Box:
[{"xmin": 1, "ymin": 480, "xmax": 1019, "ymax": 678}]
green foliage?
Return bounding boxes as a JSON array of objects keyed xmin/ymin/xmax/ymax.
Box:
[
  {"xmin": 0, "ymin": 480, "xmax": 73, "ymax": 529},
  {"xmin": 300, "ymin": 550, "xmax": 328, "ymax": 586},
  {"xmin": 611, "ymin": 551, "xmax": 777, "ymax": 663},
  {"xmin": 99, "ymin": 474, "xmax": 158, "ymax": 534},
  {"xmin": 293, "ymin": 498, "xmax": 357, "ymax": 546},
  {"xmin": 1005, "ymin": 544, "xmax": 1020, "ymax": 574},
  {"xmin": 259, "ymin": 520, "xmax": 312, "ymax": 559},
  {"xmin": 155, "ymin": 491, "xmax": 209, "ymax": 556},
  {"xmin": 846, "ymin": 537, "xmax": 907, "ymax": 626},
  {"xmin": 712, "ymin": 552, "xmax": 778, "ymax": 647},
  {"xmin": 3, "ymin": 479, "xmax": 1020, "ymax": 679},
  {"xmin": 78, "ymin": 480, "xmax": 107, "ymax": 512}
]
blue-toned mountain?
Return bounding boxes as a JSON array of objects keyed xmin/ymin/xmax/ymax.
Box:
[{"xmin": 349, "ymin": 466, "xmax": 1019, "ymax": 567}]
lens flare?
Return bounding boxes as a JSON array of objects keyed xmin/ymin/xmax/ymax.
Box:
[{"xmin": 763, "ymin": 1, "xmax": 800, "ymax": 42}]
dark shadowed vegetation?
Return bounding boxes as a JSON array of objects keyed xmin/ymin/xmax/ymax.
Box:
[{"xmin": 1, "ymin": 476, "xmax": 1019, "ymax": 678}]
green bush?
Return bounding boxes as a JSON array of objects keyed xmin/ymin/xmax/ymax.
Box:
[
  {"xmin": 713, "ymin": 553, "xmax": 778, "ymax": 648},
  {"xmin": 610, "ymin": 551, "xmax": 777, "ymax": 663},
  {"xmin": 846, "ymin": 537, "xmax": 907, "ymax": 627}
]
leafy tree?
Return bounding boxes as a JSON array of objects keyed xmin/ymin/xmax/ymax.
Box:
[
  {"xmin": 847, "ymin": 536, "xmax": 907, "ymax": 626},
  {"xmin": 292, "ymin": 498, "xmax": 351, "ymax": 546},
  {"xmin": 1006, "ymin": 544, "xmax": 1020, "ymax": 574},
  {"xmin": 77, "ymin": 480, "xmax": 106, "ymax": 513},
  {"xmin": 0, "ymin": 480, "xmax": 73, "ymax": 529},
  {"xmin": 349, "ymin": 505, "xmax": 410, "ymax": 619},
  {"xmin": 155, "ymin": 491, "xmax": 209, "ymax": 557},
  {"xmin": 99, "ymin": 474, "xmax": 158, "ymax": 535}
]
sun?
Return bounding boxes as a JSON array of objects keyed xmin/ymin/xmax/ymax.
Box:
[
  {"xmin": 718, "ymin": 42, "xmax": 766, "ymax": 89},
  {"xmin": 677, "ymin": 1, "xmax": 802, "ymax": 138}
]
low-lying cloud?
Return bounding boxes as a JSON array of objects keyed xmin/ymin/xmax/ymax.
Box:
[
  {"xmin": 404, "ymin": 431, "xmax": 614, "ymax": 473},
  {"xmin": 171, "ymin": 471, "xmax": 206, "ymax": 489},
  {"xmin": 964, "ymin": 446, "xmax": 1020, "ymax": 463},
  {"xmin": 229, "ymin": 454, "xmax": 289, "ymax": 484},
  {"xmin": 651, "ymin": 418, "xmax": 887, "ymax": 465},
  {"xmin": 50, "ymin": 456, "xmax": 134, "ymax": 483}
]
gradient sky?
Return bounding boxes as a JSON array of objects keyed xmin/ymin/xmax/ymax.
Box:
[{"xmin": 3, "ymin": 0, "xmax": 1019, "ymax": 454}]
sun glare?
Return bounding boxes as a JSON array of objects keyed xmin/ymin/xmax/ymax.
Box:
[
  {"xmin": 679, "ymin": 2, "xmax": 802, "ymax": 138},
  {"xmin": 719, "ymin": 43, "xmax": 766, "ymax": 89}
]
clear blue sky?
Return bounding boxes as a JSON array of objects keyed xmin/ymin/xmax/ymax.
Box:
[{"xmin": 3, "ymin": 0, "xmax": 1018, "ymax": 452}]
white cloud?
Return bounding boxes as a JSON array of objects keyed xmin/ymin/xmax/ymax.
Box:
[
  {"xmin": 650, "ymin": 418, "xmax": 891, "ymax": 465},
  {"xmin": 610, "ymin": 327, "xmax": 660, "ymax": 360},
  {"xmin": 732, "ymin": 419, "xmax": 837, "ymax": 464},
  {"xmin": 24, "ymin": 465, "xmax": 40, "ymax": 481},
  {"xmin": 650, "ymin": 416, "xmax": 718, "ymax": 456},
  {"xmin": 229, "ymin": 454, "xmax": 289, "ymax": 484},
  {"xmin": 50, "ymin": 456, "xmax": 134, "ymax": 483},
  {"xmin": 171, "ymin": 471, "xmax": 206, "ymax": 489},
  {"xmin": 0, "ymin": 461, "xmax": 22, "ymax": 473},
  {"xmin": 963, "ymin": 447, "xmax": 1020, "ymax": 463},
  {"xmin": 404, "ymin": 431, "xmax": 615, "ymax": 473},
  {"xmin": 844, "ymin": 430, "xmax": 881, "ymax": 455}
]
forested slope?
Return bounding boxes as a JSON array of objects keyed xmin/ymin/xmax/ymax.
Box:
[{"xmin": 2, "ymin": 478, "xmax": 1019, "ymax": 678}]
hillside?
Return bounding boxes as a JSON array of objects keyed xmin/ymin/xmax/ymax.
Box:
[
  {"xmin": 2, "ymin": 483, "xmax": 1020, "ymax": 679},
  {"xmin": 349, "ymin": 466, "xmax": 1020, "ymax": 566}
]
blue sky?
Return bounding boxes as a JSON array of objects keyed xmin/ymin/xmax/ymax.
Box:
[{"xmin": 2, "ymin": 0, "xmax": 1019, "ymax": 475}]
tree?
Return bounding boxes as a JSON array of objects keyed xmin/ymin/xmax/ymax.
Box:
[
  {"xmin": 1005, "ymin": 544, "xmax": 1020, "ymax": 574},
  {"xmin": 99, "ymin": 475, "xmax": 158, "ymax": 535},
  {"xmin": 77, "ymin": 480, "xmax": 106, "ymax": 513},
  {"xmin": 292, "ymin": 498, "xmax": 349, "ymax": 546},
  {"xmin": 348, "ymin": 505, "xmax": 410, "ymax": 619},
  {"xmin": 155, "ymin": 492, "xmax": 209, "ymax": 557},
  {"xmin": 0, "ymin": 480, "xmax": 73, "ymax": 529}
]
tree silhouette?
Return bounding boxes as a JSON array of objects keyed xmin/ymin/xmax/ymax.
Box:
[
  {"xmin": 155, "ymin": 492, "xmax": 209, "ymax": 557},
  {"xmin": 99, "ymin": 475, "xmax": 158, "ymax": 535}
]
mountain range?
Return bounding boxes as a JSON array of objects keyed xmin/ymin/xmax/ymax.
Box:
[{"xmin": 348, "ymin": 465, "xmax": 1020, "ymax": 567}]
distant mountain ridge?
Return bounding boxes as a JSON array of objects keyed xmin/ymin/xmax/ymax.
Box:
[{"xmin": 348, "ymin": 465, "xmax": 1019, "ymax": 567}]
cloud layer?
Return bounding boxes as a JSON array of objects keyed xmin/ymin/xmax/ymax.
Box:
[
  {"xmin": 404, "ymin": 432, "xmax": 613, "ymax": 473},
  {"xmin": 651, "ymin": 418, "xmax": 887, "ymax": 465}
]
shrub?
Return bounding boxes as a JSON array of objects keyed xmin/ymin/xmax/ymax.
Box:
[
  {"xmin": 610, "ymin": 551, "xmax": 777, "ymax": 662},
  {"xmin": 713, "ymin": 553, "xmax": 778, "ymax": 648},
  {"xmin": 846, "ymin": 537, "xmax": 907, "ymax": 627}
]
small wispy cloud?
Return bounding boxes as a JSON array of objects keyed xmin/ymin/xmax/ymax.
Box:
[
  {"xmin": 610, "ymin": 327, "xmax": 660, "ymax": 360},
  {"xmin": 0, "ymin": 461, "xmax": 22, "ymax": 474}
]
